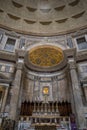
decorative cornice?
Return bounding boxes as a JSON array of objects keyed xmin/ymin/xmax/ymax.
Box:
[
  {"xmin": 0, "ymin": 79, "xmax": 12, "ymax": 84},
  {"xmin": 0, "ymin": 23, "xmax": 87, "ymax": 37},
  {"xmin": 0, "ymin": 72, "xmax": 10, "ymax": 79},
  {"xmin": 0, "ymin": 48, "xmax": 87, "ymax": 72},
  {"xmin": 76, "ymin": 51, "xmax": 87, "ymax": 63},
  {"xmin": 0, "ymin": 50, "xmax": 16, "ymax": 62},
  {"xmin": 63, "ymin": 48, "xmax": 76, "ymax": 59},
  {"xmin": 64, "ymin": 48, "xmax": 87, "ymax": 63},
  {"xmin": 71, "ymin": 28, "xmax": 87, "ymax": 37},
  {"xmin": 5, "ymin": 31, "xmax": 20, "ymax": 38},
  {"xmin": 15, "ymin": 49, "xmax": 26, "ymax": 58}
]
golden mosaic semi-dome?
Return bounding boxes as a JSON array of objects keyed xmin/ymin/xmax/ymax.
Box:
[
  {"xmin": 0, "ymin": 0, "xmax": 87, "ymax": 36},
  {"xmin": 29, "ymin": 46, "xmax": 64, "ymax": 67}
]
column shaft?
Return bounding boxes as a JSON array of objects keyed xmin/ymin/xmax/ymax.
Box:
[
  {"xmin": 69, "ymin": 61, "xmax": 85, "ymax": 129},
  {"xmin": 9, "ymin": 67, "xmax": 22, "ymax": 120},
  {"xmin": 1, "ymin": 87, "xmax": 9, "ymax": 113}
]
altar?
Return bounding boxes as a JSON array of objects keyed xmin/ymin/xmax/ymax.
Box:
[{"xmin": 35, "ymin": 125, "xmax": 56, "ymax": 130}]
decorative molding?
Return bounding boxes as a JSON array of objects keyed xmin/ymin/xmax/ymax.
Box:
[
  {"xmin": 71, "ymin": 28, "xmax": 87, "ymax": 37},
  {"xmin": 64, "ymin": 48, "xmax": 87, "ymax": 67},
  {"xmin": 76, "ymin": 51, "xmax": 87, "ymax": 62},
  {"xmin": 64, "ymin": 48, "xmax": 76, "ymax": 58},
  {"xmin": 0, "ymin": 79, "xmax": 12, "ymax": 84},
  {"xmin": 5, "ymin": 31, "xmax": 20, "ymax": 38},
  {"xmin": 0, "ymin": 72, "xmax": 9, "ymax": 79},
  {"xmin": 0, "ymin": 50, "xmax": 16, "ymax": 62},
  {"xmin": 15, "ymin": 49, "xmax": 26, "ymax": 59},
  {"xmin": 0, "ymin": 22, "xmax": 87, "ymax": 36}
]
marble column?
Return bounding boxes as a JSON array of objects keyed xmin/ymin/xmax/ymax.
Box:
[
  {"xmin": 81, "ymin": 81, "xmax": 87, "ymax": 102},
  {"xmin": 33, "ymin": 102, "xmax": 36, "ymax": 113},
  {"xmin": 83, "ymin": 87, "xmax": 87, "ymax": 101},
  {"xmin": 41, "ymin": 102, "xmax": 43, "ymax": 113},
  {"xmin": 37, "ymin": 102, "xmax": 40, "ymax": 113},
  {"xmin": 56, "ymin": 101, "xmax": 59, "ymax": 115},
  {"xmin": 69, "ymin": 60, "xmax": 85, "ymax": 129},
  {"xmin": 1, "ymin": 87, "xmax": 9, "ymax": 113},
  {"xmin": 48, "ymin": 103, "xmax": 51, "ymax": 113},
  {"xmin": 44, "ymin": 103, "xmax": 47, "ymax": 113},
  {"xmin": 52, "ymin": 102, "xmax": 54, "ymax": 113},
  {"xmin": 9, "ymin": 62, "xmax": 23, "ymax": 120}
]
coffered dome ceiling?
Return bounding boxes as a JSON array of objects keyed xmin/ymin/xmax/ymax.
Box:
[
  {"xmin": 0, "ymin": 0, "xmax": 87, "ymax": 35},
  {"xmin": 29, "ymin": 46, "xmax": 63, "ymax": 67}
]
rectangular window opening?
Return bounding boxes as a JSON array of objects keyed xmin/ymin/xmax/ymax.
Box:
[
  {"xmin": 5, "ymin": 66, "xmax": 10, "ymax": 73},
  {"xmin": 4, "ymin": 38, "xmax": 16, "ymax": 52},
  {"xmin": 76, "ymin": 37, "xmax": 87, "ymax": 50}
]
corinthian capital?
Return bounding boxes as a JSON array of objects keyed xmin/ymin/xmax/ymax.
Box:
[
  {"xmin": 68, "ymin": 60, "xmax": 76, "ymax": 69},
  {"xmin": 16, "ymin": 61, "xmax": 24, "ymax": 70}
]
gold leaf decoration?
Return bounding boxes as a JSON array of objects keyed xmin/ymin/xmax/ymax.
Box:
[{"xmin": 29, "ymin": 46, "xmax": 63, "ymax": 67}]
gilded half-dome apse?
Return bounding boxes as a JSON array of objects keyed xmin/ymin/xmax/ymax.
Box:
[{"xmin": 29, "ymin": 46, "xmax": 64, "ymax": 67}]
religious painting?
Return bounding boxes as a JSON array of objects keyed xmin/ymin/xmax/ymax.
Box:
[{"xmin": 42, "ymin": 86, "xmax": 49, "ymax": 95}]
